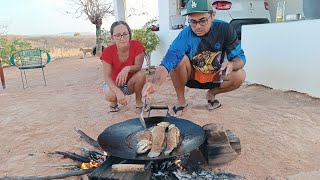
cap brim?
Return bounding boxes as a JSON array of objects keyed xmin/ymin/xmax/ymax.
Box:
[{"xmin": 183, "ymin": 10, "xmax": 210, "ymax": 16}]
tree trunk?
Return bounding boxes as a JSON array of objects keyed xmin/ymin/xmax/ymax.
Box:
[
  {"xmin": 96, "ymin": 23, "xmax": 102, "ymax": 56},
  {"xmin": 145, "ymin": 52, "xmax": 151, "ymax": 74},
  {"xmin": 0, "ymin": 60, "xmax": 5, "ymax": 89}
]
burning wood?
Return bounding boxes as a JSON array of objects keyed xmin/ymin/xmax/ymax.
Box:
[
  {"xmin": 80, "ymin": 160, "xmax": 100, "ymax": 170},
  {"xmin": 175, "ymin": 159, "xmax": 183, "ymax": 170}
]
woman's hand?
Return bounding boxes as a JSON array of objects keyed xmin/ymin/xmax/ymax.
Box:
[{"xmin": 116, "ymin": 66, "xmax": 130, "ymax": 86}]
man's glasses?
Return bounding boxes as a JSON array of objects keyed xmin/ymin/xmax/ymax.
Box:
[
  {"xmin": 113, "ymin": 33, "xmax": 130, "ymax": 40},
  {"xmin": 188, "ymin": 15, "xmax": 211, "ymax": 27}
]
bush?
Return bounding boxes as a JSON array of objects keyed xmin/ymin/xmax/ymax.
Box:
[
  {"xmin": 101, "ymin": 28, "xmax": 113, "ymax": 46},
  {"xmin": 0, "ymin": 38, "xmax": 32, "ymax": 64},
  {"xmin": 132, "ymin": 28, "xmax": 160, "ymax": 73}
]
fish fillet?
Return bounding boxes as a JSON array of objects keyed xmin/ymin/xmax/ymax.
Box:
[
  {"xmin": 134, "ymin": 130, "xmax": 152, "ymax": 154},
  {"xmin": 147, "ymin": 123, "xmax": 168, "ymax": 157},
  {"xmin": 164, "ymin": 124, "xmax": 180, "ymax": 155}
]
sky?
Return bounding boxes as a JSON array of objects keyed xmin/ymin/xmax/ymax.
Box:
[{"xmin": 0, "ymin": 0, "xmax": 159, "ymax": 35}]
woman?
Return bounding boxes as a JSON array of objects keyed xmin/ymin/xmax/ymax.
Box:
[{"xmin": 100, "ymin": 21, "xmax": 146, "ymax": 112}]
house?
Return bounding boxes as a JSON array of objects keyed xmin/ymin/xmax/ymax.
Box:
[{"xmin": 113, "ymin": 0, "xmax": 320, "ymax": 98}]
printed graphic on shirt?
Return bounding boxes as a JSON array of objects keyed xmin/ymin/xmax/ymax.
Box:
[{"xmin": 191, "ymin": 51, "xmax": 222, "ymax": 83}]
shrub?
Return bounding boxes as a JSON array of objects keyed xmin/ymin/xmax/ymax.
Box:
[
  {"xmin": 132, "ymin": 28, "xmax": 160, "ymax": 73},
  {"xmin": 0, "ymin": 38, "xmax": 32, "ymax": 64}
]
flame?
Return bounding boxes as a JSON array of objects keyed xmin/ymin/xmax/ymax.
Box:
[
  {"xmin": 175, "ymin": 159, "xmax": 183, "ymax": 170},
  {"xmin": 80, "ymin": 160, "xmax": 100, "ymax": 170}
]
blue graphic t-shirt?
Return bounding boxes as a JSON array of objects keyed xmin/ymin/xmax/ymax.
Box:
[{"xmin": 161, "ymin": 20, "xmax": 246, "ymax": 84}]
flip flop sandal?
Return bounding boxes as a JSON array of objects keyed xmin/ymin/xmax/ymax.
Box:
[
  {"xmin": 208, "ymin": 100, "xmax": 222, "ymax": 111},
  {"xmin": 109, "ymin": 105, "xmax": 120, "ymax": 112},
  {"xmin": 166, "ymin": 104, "xmax": 188, "ymax": 117}
]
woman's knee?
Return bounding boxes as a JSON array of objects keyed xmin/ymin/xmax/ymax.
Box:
[{"xmin": 131, "ymin": 70, "xmax": 146, "ymax": 83}]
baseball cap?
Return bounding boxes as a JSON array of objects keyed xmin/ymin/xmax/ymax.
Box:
[{"xmin": 183, "ymin": 0, "xmax": 212, "ymax": 16}]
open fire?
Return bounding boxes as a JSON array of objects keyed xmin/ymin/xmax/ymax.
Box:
[
  {"xmin": 2, "ymin": 124, "xmax": 241, "ymax": 180},
  {"xmin": 80, "ymin": 160, "xmax": 100, "ymax": 170}
]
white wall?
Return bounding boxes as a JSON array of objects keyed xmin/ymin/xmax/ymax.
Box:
[
  {"xmin": 149, "ymin": 0, "xmax": 182, "ymax": 67},
  {"xmin": 241, "ymin": 19, "xmax": 320, "ymax": 98},
  {"xmin": 150, "ymin": 30, "xmax": 181, "ymax": 67}
]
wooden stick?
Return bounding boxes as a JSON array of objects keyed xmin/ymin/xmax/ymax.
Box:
[
  {"xmin": 75, "ymin": 128, "xmax": 103, "ymax": 151},
  {"xmin": 54, "ymin": 151, "xmax": 90, "ymax": 163},
  {"xmin": 111, "ymin": 164, "xmax": 145, "ymax": 173},
  {"xmin": 0, "ymin": 168, "xmax": 94, "ymax": 180},
  {"xmin": 33, "ymin": 164, "xmax": 78, "ymax": 168}
]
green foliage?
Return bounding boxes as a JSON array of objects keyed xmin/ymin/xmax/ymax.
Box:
[
  {"xmin": 132, "ymin": 28, "xmax": 160, "ymax": 73},
  {"xmin": 0, "ymin": 38, "xmax": 32, "ymax": 64},
  {"xmin": 74, "ymin": 32, "xmax": 81, "ymax": 36},
  {"xmin": 100, "ymin": 28, "xmax": 113, "ymax": 46},
  {"xmin": 142, "ymin": 17, "xmax": 158, "ymax": 29},
  {"xmin": 132, "ymin": 28, "xmax": 160, "ymax": 54}
]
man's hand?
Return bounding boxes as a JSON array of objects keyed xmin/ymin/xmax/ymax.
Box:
[
  {"xmin": 220, "ymin": 61, "xmax": 234, "ymax": 76},
  {"xmin": 116, "ymin": 66, "xmax": 130, "ymax": 86},
  {"xmin": 142, "ymin": 82, "xmax": 159, "ymax": 101}
]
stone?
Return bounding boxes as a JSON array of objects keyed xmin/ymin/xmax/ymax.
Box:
[{"xmin": 203, "ymin": 123, "xmax": 229, "ymax": 145}]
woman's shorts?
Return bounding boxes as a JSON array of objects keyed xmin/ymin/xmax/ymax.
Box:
[{"xmin": 102, "ymin": 82, "xmax": 130, "ymax": 95}]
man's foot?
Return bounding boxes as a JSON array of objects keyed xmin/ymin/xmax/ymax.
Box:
[
  {"xmin": 109, "ymin": 105, "xmax": 120, "ymax": 112},
  {"xmin": 208, "ymin": 99, "xmax": 222, "ymax": 110},
  {"xmin": 166, "ymin": 104, "xmax": 188, "ymax": 117}
]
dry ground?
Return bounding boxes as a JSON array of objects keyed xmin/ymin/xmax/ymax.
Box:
[
  {"xmin": 0, "ymin": 57, "xmax": 319, "ymax": 179},
  {"xmin": 2, "ymin": 35, "xmax": 97, "ymax": 59}
]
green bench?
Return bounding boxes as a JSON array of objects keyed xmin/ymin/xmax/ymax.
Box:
[{"xmin": 10, "ymin": 49, "xmax": 51, "ymax": 89}]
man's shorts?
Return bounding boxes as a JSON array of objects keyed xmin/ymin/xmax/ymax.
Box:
[{"xmin": 186, "ymin": 80, "xmax": 221, "ymax": 89}]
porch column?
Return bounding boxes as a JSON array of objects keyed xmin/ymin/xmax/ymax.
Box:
[
  {"xmin": 113, "ymin": 0, "xmax": 127, "ymax": 22},
  {"xmin": 158, "ymin": 0, "xmax": 170, "ymax": 31}
]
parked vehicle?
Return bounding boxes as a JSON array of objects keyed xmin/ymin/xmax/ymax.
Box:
[{"xmin": 182, "ymin": 0, "xmax": 271, "ymax": 39}]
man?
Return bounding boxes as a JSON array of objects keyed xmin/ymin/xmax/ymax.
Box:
[{"xmin": 142, "ymin": 0, "xmax": 246, "ymax": 116}]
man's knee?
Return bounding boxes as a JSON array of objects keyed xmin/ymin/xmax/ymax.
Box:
[
  {"xmin": 170, "ymin": 55, "xmax": 192, "ymax": 77},
  {"xmin": 232, "ymin": 69, "xmax": 246, "ymax": 87}
]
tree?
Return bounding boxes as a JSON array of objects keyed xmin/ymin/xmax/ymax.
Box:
[
  {"xmin": 132, "ymin": 28, "xmax": 160, "ymax": 74},
  {"xmin": 100, "ymin": 28, "xmax": 113, "ymax": 46},
  {"xmin": 0, "ymin": 38, "xmax": 32, "ymax": 64},
  {"xmin": 67, "ymin": 0, "xmax": 114, "ymax": 56}
]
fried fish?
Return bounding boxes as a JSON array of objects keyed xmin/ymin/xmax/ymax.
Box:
[
  {"xmin": 147, "ymin": 122, "xmax": 170, "ymax": 157},
  {"xmin": 135, "ymin": 130, "xmax": 152, "ymax": 154},
  {"xmin": 164, "ymin": 124, "xmax": 180, "ymax": 155}
]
